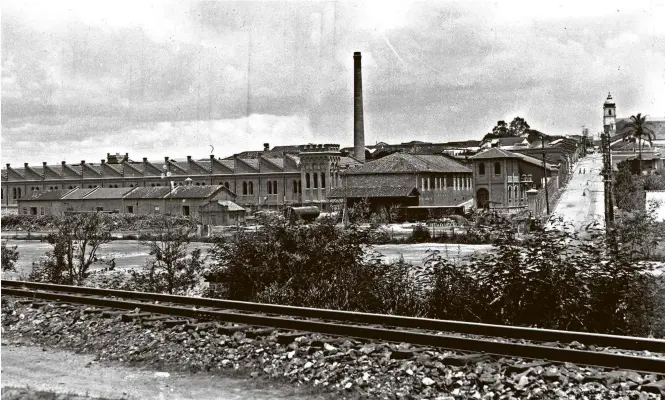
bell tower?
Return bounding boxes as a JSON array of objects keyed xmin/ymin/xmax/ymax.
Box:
[{"xmin": 603, "ymin": 92, "xmax": 616, "ymax": 135}]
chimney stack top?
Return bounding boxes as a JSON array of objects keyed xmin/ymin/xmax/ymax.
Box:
[{"xmin": 263, "ymin": 143, "xmax": 270, "ymax": 151}]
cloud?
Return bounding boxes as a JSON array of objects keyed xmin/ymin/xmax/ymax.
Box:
[{"xmin": 2, "ymin": 0, "xmax": 664, "ymax": 166}]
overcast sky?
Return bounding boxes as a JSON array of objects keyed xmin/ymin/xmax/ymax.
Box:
[{"xmin": 2, "ymin": 0, "xmax": 664, "ymax": 166}]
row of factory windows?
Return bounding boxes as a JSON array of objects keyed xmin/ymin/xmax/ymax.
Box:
[
  {"xmin": 421, "ymin": 176, "xmax": 472, "ymax": 191},
  {"xmin": 4, "ymin": 174, "xmax": 331, "ymax": 200}
]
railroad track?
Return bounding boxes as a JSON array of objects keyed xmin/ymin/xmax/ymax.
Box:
[{"xmin": 2, "ymin": 279, "xmax": 665, "ymax": 374}]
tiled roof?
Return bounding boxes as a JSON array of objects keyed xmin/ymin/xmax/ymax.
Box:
[
  {"xmin": 195, "ymin": 160, "xmax": 212, "ymax": 172},
  {"xmin": 345, "ymin": 153, "xmax": 470, "ymax": 175},
  {"xmin": 83, "ymin": 164, "xmax": 103, "ymax": 175},
  {"xmin": 286, "ymin": 154, "xmax": 301, "ymax": 165},
  {"xmin": 270, "ymin": 145, "xmax": 300, "ymax": 153},
  {"xmin": 166, "ymin": 185, "xmax": 223, "ymax": 199},
  {"xmin": 497, "ymin": 137, "xmax": 529, "ymax": 146},
  {"xmin": 83, "ymin": 187, "xmax": 136, "ymax": 200},
  {"xmin": 168, "ymin": 160, "xmax": 189, "ymax": 174},
  {"xmin": 123, "ymin": 187, "xmax": 171, "ymax": 199},
  {"xmin": 102, "ymin": 163, "xmax": 123, "ymax": 175},
  {"xmin": 219, "ymin": 160, "xmax": 235, "ymax": 171},
  {"xmin": 328, "ymin": 186, "xmax": 420, "ymax": 198},
  {"xmin": 217, "ymin": 200, "xmax": 245, "ymax": 212},
  {"xmin": 262, "ymin": 157, "xmax": 284, "ymax": 170},
  {"xmin": 472, "ymin": 148, "xmax": 556, "ymax": 170},
  {"xmin": 20, "ymin": 189, "xmax": 73, "ymax": 201},
  {"xmin": 61, "ymin": 188, "xmax": 98, "ymax": 200},
  {"xmin": 237, "ymin": 158, "xmax": 259, "ymax": 170}
]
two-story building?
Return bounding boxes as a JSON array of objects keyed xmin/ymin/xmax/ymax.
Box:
[
  {"xmin": 471, "ymin": 148, "xmax": 558, "ymax": 215},
  {"xmin": 329, "ymin": 152, "xmax": 474, "ymax": 219}
]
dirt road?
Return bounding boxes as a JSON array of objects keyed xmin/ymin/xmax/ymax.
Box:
[
  {"xmin": 549, "ymin": 153, "xmax": 605, "ymax": 234},
  {"xmin": 1, "ymin": 344, "xmax": 329, "ymax": 400}
]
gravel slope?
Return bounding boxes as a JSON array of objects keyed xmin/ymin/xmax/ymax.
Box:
[{"xmin": 3, "ymin": 299, "xmax": 665, "ymax": 399}]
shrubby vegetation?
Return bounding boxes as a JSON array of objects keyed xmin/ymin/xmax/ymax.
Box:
[
  {"xmin": 29, "ymin": 213, "xmax": 112, "ymax": 285},
  {"xmin": 206, "ymin": 214, "xmax": 665, "ymax": 336},
  {"xmin": 1, "ymin": 213, "xmax": 194, "ymax": 233},
  {"xmin": 1, "ymin": 241, "xmax": 19, "ymax": 272},
  {"xmin": 128, "ymin": 215, "xmax": 206, "ymax": 295},
  {"xmin": 14, "ymin": 204, "xmax": 665, "ymax": 337}
]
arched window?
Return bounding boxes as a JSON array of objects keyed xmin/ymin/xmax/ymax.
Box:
[
  {"xmin": 18, "ymin": 188, "xmax": 21, "ymax": 198},
  {"xmin": 267, "ymin": 181, "xmax": 272, "ymax": 194},
  {"xmin": 306, "ymin": 173, "xmax": 311, "ymax": 188},
  {"xmin": 195, "ymin": 182, "xmax": 200, "ymax": 186},
  {"xmin": 53, "ymin": 186, "xmax": 58, "ymax": 189},
  {"xmin": 298, "ymin": 180, "xmax": 302, "ymax": 194},
  {"xmin": 313, "ymin": 173, "xmax": 318, "ymax": 188},
  {"xmin": 12, "ymin": 188, "xmax": 17, "ymax": 199},
  {"xmin": 242, "ymin": 181, "xmax": 248, "ymax": 195},
  {"xmin": 494, "ymin": 162, "xmax": 501, "ymax": 175},
  {"xmin": 293, "ymin": 180, "xmax": 298, "ymax": 193},
  {"xmin": 248, "ymin": 181, "xmax": 254, "ymax": 195},
  {"xmin": 151, "ymin": 183, "xmax": 155, "ymax": 187},
  {"xmin": 321, "ymin": 174, "xmax": 325, "ymax": 188},
  {"xmin": 479, "ymin": 163, "xmax": 485, "ymax": 175},
  {"xmin": 609, "ymin": 109, "xmax": 612, "ymax": 116},
  {"xmin": 201, "ymin": 182, "xmax": 206, "ymax": 186},
  {"xmin": 224, "ymin": 182, "xmax": 229, "ymax": 189},
  {"xmin": 129, "ymin": 184, "xmax": 134, "ymax": 188},
  {"xmin": 273, "ymin": 180, "xmax": 278, "ymax": 194}
]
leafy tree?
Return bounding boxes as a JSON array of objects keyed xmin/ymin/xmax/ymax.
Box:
[
  {"xmin": 131, "ymin": 215, "xmax": 205, "ymax": 294},
  {"xmin": 29, "ymin": 213, "xmax": 112, "ymax": 285},
  {"xmin": 614, "ymin": 162, "xmax": 644, "ymax": 211},
  {"xmin": 623, "ymin": 113, "xmax": 656, "ymax": 173},
  {"xmin": 491, "ymin": 120, "xmax": 509, "ymax": 136},
  {"xmin": 508, "ymin": 117, "xmax": 531, "ymax": 137},
  {"xmin": 614, "ymin": 201, "xmax": 665, "ymax": 261},
  {"xmin": 1, "ymin": 241, "xmax": 19, "ymax": 272}
]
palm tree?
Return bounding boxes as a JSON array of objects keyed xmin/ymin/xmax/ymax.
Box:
[{"xmin": 623, "ymin": 113, "xmax": 656, "ymax": 173}]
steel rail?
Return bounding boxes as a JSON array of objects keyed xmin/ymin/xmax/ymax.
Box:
[
  {"xmin": 3, "ymin": 280, "xmax": 665, "ymax": 353},
  {"xmin": 3, "ymin": 287, "xmax": 665, "ymax": 374}
]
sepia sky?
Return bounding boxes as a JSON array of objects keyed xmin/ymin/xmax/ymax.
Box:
[{"xmin": 2, "ymin": 0, "xmax": 664, "ymax": 166}]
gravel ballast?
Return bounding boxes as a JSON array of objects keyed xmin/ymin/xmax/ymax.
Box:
[{"xmin": 2, "ymin": 298, "xmax": 664, "ymax": 399}]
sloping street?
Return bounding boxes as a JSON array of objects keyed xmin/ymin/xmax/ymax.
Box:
[{"xmin": 549, "ymin": 153, "xmax": 606, "ymax": 234}]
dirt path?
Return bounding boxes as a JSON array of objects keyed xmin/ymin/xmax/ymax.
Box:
[{"xmin": 1, "ymin": 344, "xmax": 329, "ymax": 400}]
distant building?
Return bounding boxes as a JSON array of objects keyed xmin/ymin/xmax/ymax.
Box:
[
  {"xmin": 1, "ymin": 145, "xmax": 362, "ymax": 214},
  {"xmin": 470, "ymin": 148, "xmax": 559, "ymax": 216},
  {"xmin": 17, "ymin": 185, "xmax": 242, "ymax": 224},
  {"xmin": 329, "ymin": 152, "xmax": 474, "ymax": 219}
]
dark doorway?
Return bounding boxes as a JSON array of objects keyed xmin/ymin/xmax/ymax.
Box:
[{"xmin": 476, "ymin": 188, "xmax": 489, "ymax": 209}]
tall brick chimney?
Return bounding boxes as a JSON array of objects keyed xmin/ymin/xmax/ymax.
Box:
[{"xmin": 353, "ymin": 51, "xmax": 365, "ymax": 162}]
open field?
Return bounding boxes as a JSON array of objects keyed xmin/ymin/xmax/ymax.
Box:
[{"xmin": 1, "ymin": 239, "xmax": 490, "ymax": 278}]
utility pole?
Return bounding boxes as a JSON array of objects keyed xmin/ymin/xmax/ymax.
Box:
[
  {"xmin": 541, "ymin": 134, "xmax": 550, "ymax": 215},
  {"xmin": 601, "ymin": 132, "xmax": 615, "ymax": 234}
]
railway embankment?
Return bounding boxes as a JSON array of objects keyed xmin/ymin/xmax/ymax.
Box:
[{"xmin": 3, "ymin": 298, "xmax": 665, "ymax": 399}]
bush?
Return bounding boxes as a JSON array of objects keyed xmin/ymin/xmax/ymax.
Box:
[
  {"xmin": 1, "ymin": 241, "xmax": 19, "ymax": 272},
  {"xmin": 207, "ymin": 215, "xmax": 427, "ymax": 314},
  {"xmin": 409, "ymin": 224, "xmax": 431, "ymax": 243}
]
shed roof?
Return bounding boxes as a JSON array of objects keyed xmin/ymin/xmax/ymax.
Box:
[
  {"xmin": 123, "ymin": 187, "xmax": 172, "ymax": 199},
  {"xmin": 328, "ymin": 186, "xmax": 420, "ymax": 198},
  {"xmin": 217, "ymin": 200, "xmax": 246, "ymax": 212},
  {"xmin": 61, "ymin": 188, "xmax": 99, "ymax": 200},
  {"xmin": 20, "ymin": 189, "xmax": 73, "ymax": 201},
  {"xmin": 344, "ymin": 152, "xmax": 470, "ymax": 175},
  {"xmin": 83, "ymin": 187, "xmax": 136, "ymax": 200},
  {"xmin": 471, "ymin": 148, "xmax": 557, "ymax": 170},
  {"xmin": 166, "ymin": 185, "xmax": 223, "ymax": 199}
]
